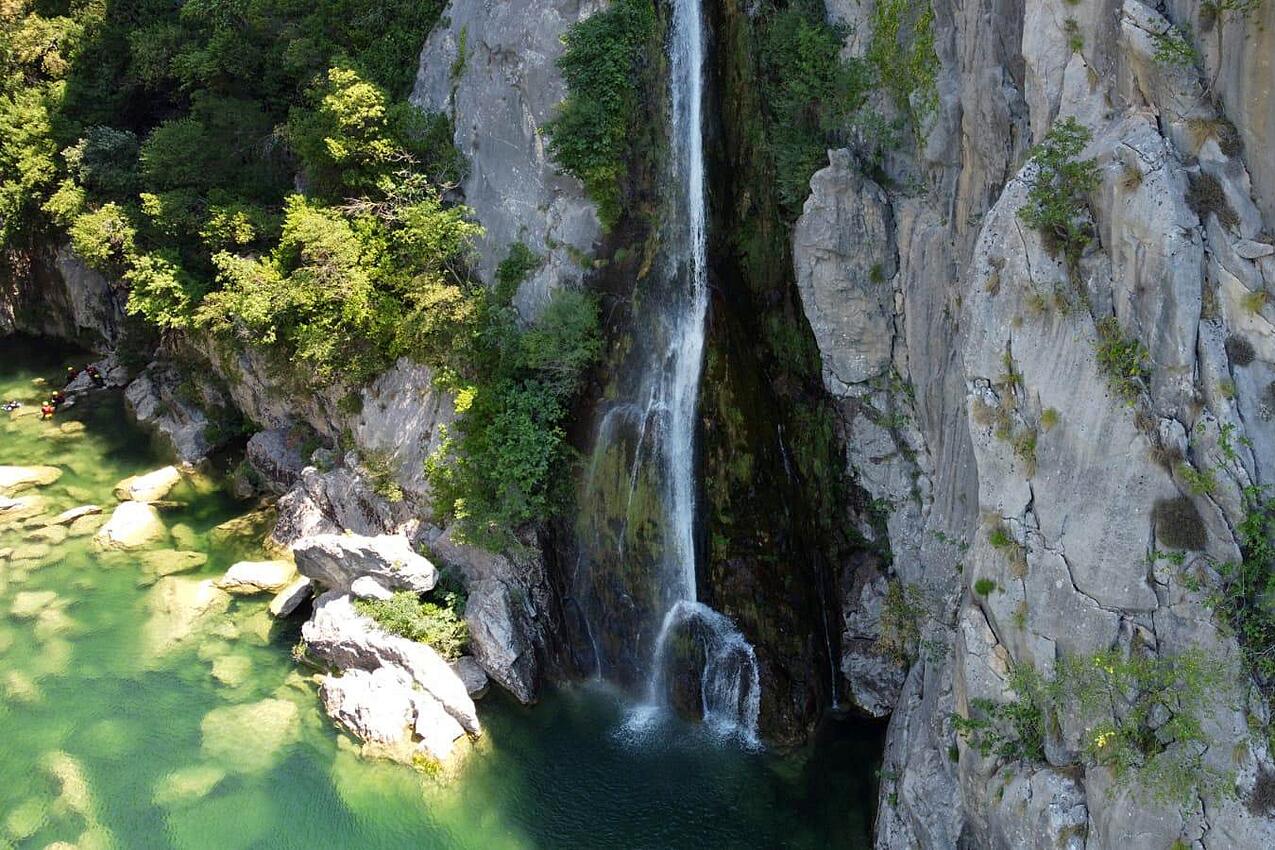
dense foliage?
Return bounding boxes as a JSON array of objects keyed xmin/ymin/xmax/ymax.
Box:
[
  {"xmin": 355, "ymin": 590, "xmax": 469, "ymax": 660},
  {"xmin": 544, "ymin": 0, "xmax": 657, "ymax": 229},
  {"xmin": 1, "ymin": 0, "xmax": 601, "ymax": 547}
]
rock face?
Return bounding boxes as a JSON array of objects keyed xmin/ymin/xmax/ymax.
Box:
[
  {"xmin": 292, "ymin": 533, "xmax": 437, "ymax": 595},
  {"xmin": 412, "ymin": 0, "xmax": 600, "ymax": 317},
  {"xmin": 786, "ymin": 0, "xmax": 1275, "ymax": 846},
  {"xmin": 124, "ymin": 365, "xmax": 216, "ymax": 463}
]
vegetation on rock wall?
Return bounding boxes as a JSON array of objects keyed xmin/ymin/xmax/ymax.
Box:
[
  {"xmin": 955, "ymin": 651, "xmax": 1232, "ymax": 807},
  {"xmin": 0, "ymin": 0, "xmax": 600, "ymax": 548},
  {"xmin": 1019, "ymin": 117, "xmax": 1099, "ymax": 271},
  {"xmin": 544, "ymin": 0, "xmax": 659, "ymax": 229},
  {"xmin": 354, "ymin": 589, "xmax": 469, "ymax": 660}
]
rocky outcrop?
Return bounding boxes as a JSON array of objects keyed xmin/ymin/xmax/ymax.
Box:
[
  {"xmin": 293, "ymin": 533, "xmax": 437, "ymax": 595},
  {"xmin": 791, "ymin": 0, "xmax": 1275, "ymax": 845},
  {"xmin": 428, "ymin": 526, "xmax": 556, "ymax": 704},
  {"xmin": 124, "ymin": 365, "xmax": 217, "ymax": 463},
  {"xmin": 0, "ymin": 246, "xmax": 125, "ymax": 349},
  {"xmin": 412, "ymin": 0, "xmax": 600, "ymax": 317},
  {"xmin": 302, "ymin": 591, "xmax": 479, "ymax": 761}
]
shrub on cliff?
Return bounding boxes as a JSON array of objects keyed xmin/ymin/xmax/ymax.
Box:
[
  {"xmin": 544, "ymin": 0, "xmax": 657, "ymax": 229},
  {"xmin": 1019, "ymin": 117, "xmax": 1100, "ymax": 269},
  {"xmin": 354, "ymin": 590, "xmax": 469, "ymax": 660}
]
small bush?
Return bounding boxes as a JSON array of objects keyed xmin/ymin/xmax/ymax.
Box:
[
  {"xmin": 1064, "ymin": 18, "xmax": 1084, "ymax": 53},
  {"xmin": 1153, "ymin": 496, "xmax": 1208, "ymax": 551},
  {"xmin": 878, "ymin": 580, "xmax": 927, "ymax": 665},
  {"xmin": 1095, "ymin": 317, "xmax": 1150, "ymax": 404},
  {"xmin": 987, "ymin": 522, "xmax": 1014, "ymax": 550},
  {"xmin": 1151, "ymin": 24, "xmax": 1200, "ymax": 68},
  {"xmin": 1250, "ymin": 769, "xmax": 1275, "ymax": 816},
  {"xmin": 1226, "ymin": 334, "xmax": 1257, "ymax": 366},
  {"xmin": 952, "ymin": 665, "xmax": 1046, "ymax": 762},
  {"xmin": 1242, "ymin": 290, "xmax": 1268, "ymax": 316},
  {"xmin": 1177, "ymin": 462, "xmax": 1217, "ymax": 496},
  {"xmin": 974, "ymin": 577, "xmax": 998, "ymax": 596},
  {"xmin": 360, "ymin": 449, "xmax": 404, "ymax": 503},
  {"xmin": 354, "ymin": 590, "xmax": 469, "ymax": 659},
  {"xmin": 1019, "ymin": 117, "xmax": 1100, "ymax": 270},
  {"xmin": 495, "ymin": 242, "xmax": 544, "ymax": 302},
  {"xmin": 1040, "ymin": 407, "xmax": 1061, "ymax": 431},
  {"xmin": 1186, "ymin": 172, "xmax": 1240, "ymax": 230}
]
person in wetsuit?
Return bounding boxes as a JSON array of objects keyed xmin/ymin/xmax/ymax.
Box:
[
  {"xmin": 50, "ymin": 390, "xmax": 66, "ymax": 406},
  {"xmin": 40, "ymin": 401, "xmax": 55, "ymax": 419},
  {"xmin": 65, "ymin": 366, "xmax": 80, "ymax": 385},
  {"xmin": 86, "ymin": 365, "xmax": 104, "ymax": 386},
  {"xmin": 1, "ymin": 401, "xmax": 19, "ymax": 412}
]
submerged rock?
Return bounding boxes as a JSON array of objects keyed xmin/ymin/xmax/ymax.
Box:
[
  {"xmin": 144, "ymin": 577, "xmax": 231, "ymax": 654},
  {"xmin": 113, "ymin": 466, "xmax": 182, "ymax": 503},
  {"xmin": 153, "ymin": 765, "xmax": 226, "ymax": 809},
  {"xmin": 200, "ymin": 698, "xmax": 300, "ymax": 774},
  {"xmin": 210, "ymin": 508, "xmax": 278, "ymax": 551},
  {"xmin": 94, "ymin": 501, "xmax": 165, "ymax": 551},
  {"xmin": 215, "ymin": 560, "xmax": 295, "ymax": 595},
  {"xmin": 211, "ymin": 654, "xmax": 253, "ymax": 688},
  {"xmin": 10, "ymin": 589, "xmax": 58, "ymax": 619},
  {"xmin": 0, "ymin": 494, "xmax": 47, "ymax": 523},
  {"xmin": 137, "ymin": 549, "xmax": 209, "ymax": 578},
  {"xmin": 292, "ymin": 533, "xmax": 437, "ymax": 595},
  {"xmin": 0, "ymin": 465, "xmax": 62, "ymax": 494}
]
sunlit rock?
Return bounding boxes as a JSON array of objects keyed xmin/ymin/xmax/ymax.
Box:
[
  {"xmin": 3, "ymin": 670, "xmax": 41, "ymax": 704},
  {"xmin": 452, "ymin": 656, "xmax": 490, "ymax": 700},
  {"xmin": 113, "ymin": 466, "xmax": 182, "ymax": 503},
  {"xmin": 267, "ymin": 576, "xmax": 312, "ymax": 618},
  {"xmin": 293, "ymin": 533, "xmax": 436, "ymax": 595},
  {"xmin": 0, "ymin": 465, "xmax": 62, "ymax": 494},
  {"xmin": 215, "ymin": 560, "xmax": 295, "ymax": 595},
  {"xmin": 26, "ymin": 523, "xmax": 67, "ymax": 545},
  {"xmin": 0, "ymin": 493, "xmax": 47, "ymax": 523},
  {"xmin": 200, "ymin": 698, "xmax": 300, "ymax": 774},
  {"xmin": 210, "ymin": 508, "xmax": 278, "ymax": 551},
  {"xmin": 41, "ymin": 503, "xmax": 96, "ymax": 527},
  {"xmin": 93, "ymin": 501, "xmax": 165, "ymax": 551},
  {"xmin": 350, "ymin": 575, "xmax": 393, "ymax": 601}
]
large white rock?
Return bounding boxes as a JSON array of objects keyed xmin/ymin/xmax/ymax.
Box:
[
  {"xmin": 319, "ymin": 667, "xmax": 416, "ymax": 747},
  {"xmin": 215, "ymin": 561, "xmax": 296, "ymax": 595},
  {"xmin": 0, "ymin": 465, "xmax": 62, "ymax": 494},
  {"xmin": 302, "ymin": 592, "xmax": 479, "ymax": 737},
  {"xmin": 292, "ymin": 533, "xmax": 437, "ymax": 595},
  {"xmin": 94, "ymin": 502, "xmax": 165, "ymax": 551},
  {"xmin": 113, "ymin": 466, "xmax": 182, "ymax": 503}
]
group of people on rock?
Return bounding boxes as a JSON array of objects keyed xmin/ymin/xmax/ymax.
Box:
[{"xmin": 4, "ymin": 363, "xmax": 105, "ymax": 420}]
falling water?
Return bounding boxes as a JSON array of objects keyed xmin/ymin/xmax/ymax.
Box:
[{"xmin": 634, "ymin": 0, "xmax": 760, "ymax": 741}]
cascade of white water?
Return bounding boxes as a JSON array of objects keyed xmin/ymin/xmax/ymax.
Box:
[{"xmin": 629, "ymin": 0, "xmax": 761, "ymax": 743}]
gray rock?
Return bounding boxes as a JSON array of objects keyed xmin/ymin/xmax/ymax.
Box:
[
  {"xmin": 413, "ymin": 0, "xmax": 600, "ymax": 317},
  {"xmin": 350, "ymin": 576, "xmax": 394, "ymax": 601},
  {"xmin": 452, "ymin": 656, "xmax": 490, "ymax": 699},
  {"xmin": 293, "ymin": 533, "xmax": 436, "ymax": 595},
  {"xmin": 268, "ymin": 576, "xmax": 313, "ymax": 619},
  {"xmin": 94, "ymin": 502, "xmax": 165, "ymax": 551},
  {"xmin": 124, "ymin": 366, "xmax": 213, "ymax": 463},
  {"xmin": 215, "ymin": 560, "xmax": 296, "ymax": 595},
  {"xmin": 245, "ymin": 428, "xmax": 309, "ymax": 494},
  {"xmin": 302, "ymin": 592, "xmax": 479, "ymax": 736}
]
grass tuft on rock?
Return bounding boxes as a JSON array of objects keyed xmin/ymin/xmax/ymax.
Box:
[
  {"xmin": 1226, "ymin": 334, "xmax": 1257, "ymax": 367},
  {"xmin": 1153, "ymin": 496, "xmax": 1208, "ymax": 551}
]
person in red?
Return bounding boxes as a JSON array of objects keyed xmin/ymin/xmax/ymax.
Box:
[{"xmin": 40, "ymin": 401, "xmax": 55, "ymax": 419}]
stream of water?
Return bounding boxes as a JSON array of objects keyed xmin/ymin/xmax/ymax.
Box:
[{"xmin": 0, "ymin": 337, "xmax": 879, "ymax": 848}]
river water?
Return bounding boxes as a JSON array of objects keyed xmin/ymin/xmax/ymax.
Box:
[{"xmin": 0, "ymin": 337, "xmax": 878, "ymax": 849}]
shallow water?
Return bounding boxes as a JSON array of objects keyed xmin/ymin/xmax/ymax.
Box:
[{"xmin": 0, "ymin": 337, "xmax": 880, "ymax": 849}]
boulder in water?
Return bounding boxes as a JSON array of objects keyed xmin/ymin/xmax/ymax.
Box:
[
  {"xmin": 319, "ymin": 667, "xmax": 416, "ymax": 749},
  {"xmin": 215, "ymin": 560, "xmax": 296, "ymax": 595},
  {"xmin": 94, "ymin": 501, "xmax": 165, "ymax": 551},
  {"xmin": 302, "ymin": 592, "xmax": 479, "ymax": 736},
  {"xmin": 292, "ymin": 533, "xmax": 437, "ymax": 595},
  {"xmin": 211, "ymin": 654, "xmax": 253, "ymax": 688},
  {"xmin": 11, "ymin": 590, "xmax": 58, "ymax": 619},
  {"xmin": 114, "ymin": 466, "xmax": 182, "ymax": 503},
  {"xmin": 26, "ymin": 524, "xmax": 67, "ymax": 545},
  {"xmin": 0, "ymin": 465, "xmax": 62, "ymax": 494},
  {"xmin": 0, "ymin": 494, "xmax": 47, "ymax": 524},
  {"xmin": 210, "ymin": 508, "xmax": 278, "ymax": 551},
  {"xmin": 268, "ymin": 576, "xmax": 312, "ymax": 618}
]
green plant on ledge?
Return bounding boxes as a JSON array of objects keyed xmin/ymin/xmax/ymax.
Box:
[
  {"xmin": 1094, "ymin": 316, "xmax": 1150, "ymax": 405},
  {"xmin": 1018, "ymin": 117, "xmax": 1100, "ymax": 271},
  {"xmin": 354, "ymin": 590, "xmax": 469, "ymax": 660}
]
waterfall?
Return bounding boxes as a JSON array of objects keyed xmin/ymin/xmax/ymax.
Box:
[
  {"xmin": 572, "ymin": 0, "xmax": 761, "ymax": 744},
  {"xmin": 635, "ymin": 0, "xmax": 760, "ymax": 742}
]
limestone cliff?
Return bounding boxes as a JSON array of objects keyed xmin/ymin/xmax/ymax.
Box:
[{"xmin": 791, "ymin": 0, "xmax": 1275, "ymax": 846}]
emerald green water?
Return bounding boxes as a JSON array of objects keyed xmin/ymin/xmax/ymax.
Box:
[{"xmin": 0, "ymin": 337, "xmax": 879, "ymax": 849}]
